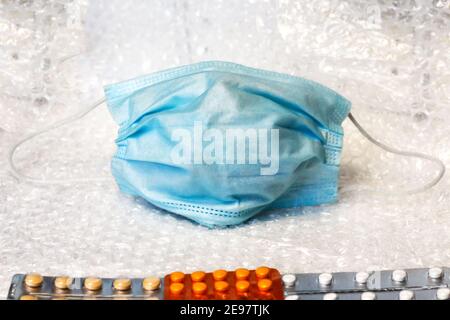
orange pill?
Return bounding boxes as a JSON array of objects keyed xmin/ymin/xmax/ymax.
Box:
[
  {"xmin": 54, "ymin": 276, "xmax": 72, "ymax": 290},
  {"xmin": 191, "ymin": 271, "xmax": 206, "ymax": 282},
  {"xmin": 235, "ymin": 268, "xmax": 250, "ymax": 280},
  {"xmin": 236, "ymin": 280, "xmax": 250, "ymax": 293},
  {"xmin": 113, "ymin": 278, "xmax": 132, "ymax": 291},
  {"xmin": 214, "ymin": 281, "xmax": 229, "ymax": 292},
  {"xmin": 84, "ymin": 277, "xmax": 102, "ymax": 291},
  {"xmin": 20, "ymin": 295, "xmax": 38, "ymax": 300},
  {"xmin": 213, "ymin": 269, "xmax": 228, "ymax": 281},
  {"xmin": 170, "ymin": 283, "xmax": 184, "ymax": 295},
  {"xmin": 256, "ymin": 266, "xmax": 270, "ymax": 279},
  {"xmin": 192, "ymin": 282, "xmax": 208, "ymax": 295},
  {"xmin": 24, "ymin": 273, "xmax": 44, "ymax": 288},
  {"xmin": 257, "ymin": 279, "xmax": 273, "ymax": 292},
  {"xmin": 142, "ymin": 276, "xmax": 161, "ymax": 291},
  {"xmin": 170, "ymin": 272, "xmax": 185, "ymax": 283}
]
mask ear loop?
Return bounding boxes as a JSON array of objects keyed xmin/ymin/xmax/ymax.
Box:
[
  {"xmin": 8, "ymin": 98, "xmax": 112, "ymax": 185},
  {"xmin": 344, "ymin": 112, "xmax": 446, "ymax": 195},
  {"xmin": 8, "ymin": 52, "xmax": 114, "ymax": 185}
]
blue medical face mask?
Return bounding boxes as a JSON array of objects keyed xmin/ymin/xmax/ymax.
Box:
[
  {"xmin": 104, "ymin": 61, "xmax": 351, "ymax": 227},
  {"xmin": 8, "ymin": 61, "xmax": 445, "ymax": 228}
]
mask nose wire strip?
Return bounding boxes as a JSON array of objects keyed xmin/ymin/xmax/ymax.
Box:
[
  {"xmin": 347, "ymin": 112, "xmax": 446, "ymax": 195},
  {"xmin": 8, "ymin": 98, "xmax": 112, "ymax": 185}
]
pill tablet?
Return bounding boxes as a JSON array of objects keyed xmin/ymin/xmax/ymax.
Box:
[
  {"xmin": 361, "ymin": 291, "xmax": 377, "ymax": 300},
  {"xmin": 428, "ymin": 267, "xmax": 443, "ymax": 280},
  {"xmin": 54, "ymin": 276, "xmax": 72, "ymax": 290},
  {"xmin": 399, "ymin": 290, "xmax": 415, "ymax": 300},
  {"xmin": 436, "ymin": 288, "xmax": 450, "ymax": 300},
  {"xmin": 142, "ymin": 276, "xmax": 161, "ymax": 291},
  {"xmin": 20, "ymin": 295, "xmax": 38, "ymax": 300},
  {"xmin": 191, "ymin": 271, "xmax": 206, "ymax": 282},
  {"xmin": 113, "ymin": 278, "xmax": 132, "ymax": 291},
  {"xmin": 84, "ymin": 277, "xmax": 102, "ymax": 291},
  {"xmin": 192, "ymin": 282, "xmax": 207, "ymax": 295},
  {"xmin": 170, "ymin": 272, "xmax": 185, "ymax": 283},
  {"xmin": 214, "ymin": 281, "xmax": 229, "ymax": 292},
  {"xmin": 392, "ymin": 270, "xmax": 407, "ymax": 282},
  {"xmin": 257, "ymin": 279, "xmax": 273, "ymax": 292},
  {"xmin": 25, "ymin": 274, "xmax": 43, "ymax": 288},
  {"xmin": 236, "ymin": 280, "xmax": 250, "ymax": 292},
  {"xmin": 282, "ymin": 274, "xmax": 296, "ymax": 287},
  {"xmin": 235, "ymin": 268, "xmax": 250, "ymax": 280},
  {"xmin": 323, "ymin": 293, "xmax": 338, "ymax": 300},
  {"xmin": 213, "ymin": 270, "xmax": 227, "ymax": 281},
  {"xmin": 355, "ymin": 272, "xmax": 370, "ymax": 284},
  {"xmin": 318, "ymin": 273, "xmax": 333, "ymax": 286},
  {"xmin": 169, "ymin": 283, "xmax": 184, "ymax": 295},
  {"xmin": 255, "ymin": 266, "xmax": 270, "ymax": 279}
]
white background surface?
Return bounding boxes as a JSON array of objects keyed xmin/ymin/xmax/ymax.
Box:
[{"xmin": 1, "ymin": 0, "xmax": 449, "ymax": 298}]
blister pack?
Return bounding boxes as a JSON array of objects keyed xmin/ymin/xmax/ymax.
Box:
[
  {"xmin": 283, "ymin": 267, "xmax": 450, "ymax": 300},
  {"xmin": 8, "ymin": 274, "xmax": 163, "ymax": 300},
  {"xmin": 7, "ymin": 267, "xmax": 450, "ymax": 300},
  {"xmin": 7, "ymin": 267, "xmax": 283, "ymax": 300}
]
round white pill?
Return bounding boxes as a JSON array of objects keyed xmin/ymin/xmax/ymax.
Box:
[
  {"xmin": 428, "ymin": 267, "xmax": 443, "ymax": 280},
  {"xmin": 282, "ymin": 274, "xmax": 296, "ymax": 287},
  {"xmin": 285, "ymin": 295, "xmax": 300, "ymax": 300},
  {"xmin": 392, "ymin": 270, "xmax": 407, "ymax": 282},
  {"xmin": 323, "ymin": 293, "xmax": 338, "ymax": 300},
  {"xmin": 318, "ymin": 273, "xmax": 333, "ymax": 286},
  {"xmin": 399, "ymin": 290, "xmax": 415, "ymax": 300},
  {"xmin": 361, "ymin": 291, "xmax": 377, "ymax": 300},
  {"xmin": 355, "ymin": 272, "xmax": 370, "ymax": 284},
  {"xmin": 436, "ymin": 288, "xmax": 450, "ymax": 300}
]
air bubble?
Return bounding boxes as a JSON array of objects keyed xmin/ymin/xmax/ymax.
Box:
[
  {"xmin": 33, "ymin": 96, "xmax": 48, "ymax": 107},
  {"xmin": 413, "ymin": 111, "xmax": 428, "ymax": 123}
]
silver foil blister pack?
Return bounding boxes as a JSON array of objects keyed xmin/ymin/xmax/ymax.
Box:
[
  {"xmin": 7, "ymin": 267, "xmax": 450, "ymax": 300},
  {"xmin": 283, "ymin": 267, "xmax": 450, "ymax": 300},
  {"xmin": 7, "ymin": 274, "xmax": 164, "ymax": 300}
]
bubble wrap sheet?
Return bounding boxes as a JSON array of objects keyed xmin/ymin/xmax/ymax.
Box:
[{"xmin": 0, "ymin": 0, "xmax": 449, "ymax": 298}]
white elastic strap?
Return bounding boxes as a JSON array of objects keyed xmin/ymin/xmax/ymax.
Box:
[
  {"xmin": 8, "ymin": 101, "xmax": 445, "ymax": 191},
  {"xmin": 346, "ymin": 112, "xmax": 446, "ymax": 195},
  {"xmin": 8, "ymin": 52, "xmax": 112, "ymax": 185},
  {"xmin": 8, "ymin": 98, "xmax": 112, "ymax": 185}
]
